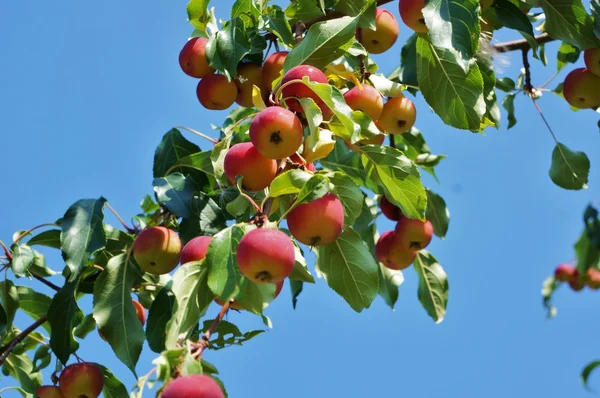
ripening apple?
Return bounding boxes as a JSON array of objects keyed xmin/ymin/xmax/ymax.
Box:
[
  {"xmin": 554, "ymin": 263, "xmax": 576, "ymax": 282},
  {"xmin": 235, "ymin": 63, "xmax": 266, "ymax": 107},
  {"xmin": 162, "ymin": 375, "xmax": 225, "ymax": 398},
  {"xmin": 249, "ymin": 106, "xmax": 304, "ymax": 159},
  {"xmin": 375, "ymin": 231, "xmax": 416, "ymax": 270},
  {"xmin": 236, "ymin": 228, "xmax": 295, "ymax": 284},
  {"xmin": 378, "ymin": 96, "xmax": 417, "ymax": 134},
  {"xmin": 179, "ymin": 37, "xmax": 215, "ymax": 79},
  {"xmin": 35, "ymin": 386, "xmax": 64, "ymax": 398},
  {"xmin": 584, "ymin": 48, "xmax": 600, "ymax": 76},
  {"xmin": 344, "ymin": 84, "xmax": 384, "ymax": 120},
  {"xmin": 395, "ymin": 217, "xmax": 433, "ymax": 251},
  {"xmin": 281, "ymin": 65, "xmax": 332, "ymax": 117},
  {"xmin": 263, "ymin": 51, "xmax": 289, "ymax": 91},
  {"xmin": 399, "ymin": 0, "xmax": 428, "ymax": 33},
  {"xmin": 307, "ymin": 163, "xmax": 317, "ymax": 172},
  {"xmin": 196, "ymin": 74, "xmax": 238, "ymax": 110},
  {"xmin": 215, "ymin": 280, "xmax": 284, "ymax": 310},
  {"xmin": 180, "ymin": 236, "xmax": 213, "ymax": 264},
  {"xmin": 59, "ymin": 363, "xmax": 104, "ymax": 398},
  {"xmin": 286, "ymin": 193, "xmax": 345, "ymax": 246},
  {"xmin": 379, "ymin": 195, "xmax": 403, "ymax": 221},
  {"xmin": 223, "ymin": 142, "xmax": 278, "ymax": 191},
  {"xmin": 569, "ymin": 276, "xmax": 585, "ymax": 292},
  {"xmin": 586, "ymin": 268, "xmax": 600, "ymax": 290},
  {"xmin": 562, "ymin": 68, "xmax": 600, "ymax": 109},
  {"xmin": 133, "ymin": 226, "xmax": 182, "ymax": 275},
  {"xmin": 358, "ymin": 8, "xmax": 399, "ymax": 54}
]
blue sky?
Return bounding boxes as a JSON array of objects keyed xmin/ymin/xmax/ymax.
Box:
[{"xmin": 2, "ymin": 1, "xmax": 600, "ymax": 397}]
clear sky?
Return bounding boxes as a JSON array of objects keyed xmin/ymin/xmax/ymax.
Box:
[{"xmin": 2, "ymin": 1, "xmax": 600, "ymax": 397}]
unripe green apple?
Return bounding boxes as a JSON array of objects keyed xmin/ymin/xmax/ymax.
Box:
[
  {"xmin": 379, "ymin": 195, "xmax": 403, "ymax": 221},
  {"xmin": 395, "ymin": 217, "xmax": 433, "ymax": 251},
  {"xmin": 196, "ymin": 74, "xmax": 238, "ymax": 110},
  {"xmin": 399, "ymin": 0, "xmax": 428, "ymax": 33},
  {"xmin": 180, "ymin": 236, "xmax": 213, "ymax": 265},
  {"xmin": 179, "ymin": 37, "xmax": 215, "ymax": 79},
  {"xmin": 215, "ymin": 280, "xmax": 284, "ymax": 310},
  {"xmin": 35, "ymin": 386, "xmax": 65, "ymax": 398},
  {"xmin": 358, "ymin": 8, "xmax": 399, "ymax": 54},
  {"xmin": 554, "ymin": 263, "xmax": 576, "ymax": 282},
  {"xmin": 236, "ymin": 228, "xmax": 295, "ymax": 284},
  {"xmin": 162, "ymin": 375, "xmax": 225, "ymax": 398},
  {"xmin": 562, "ymin": 68, "xmax": 600, "ymax": 109},
  {"xmin": 235, "ymin": 63, "xmax": 266, "ymax": 108},
  {"xmin": 133, "ymin": 226, "xmax": 182, "ymax": 275},
  {"xmin": 375, "ymin": 231, "xmax": 416, "ymax": 270},
  {"xmin": 249, "ymin": 106, "xmax": 304, "ymax": 159},
  {"xmin": 223, "ymin": 142, "xmax": 278, "ymax": 191},
  {"xmin": 59, "ymin": 362, "xmax": 104, "ymax": 398},
  {"xmin": 263, "ymin": 51, "xmax": 289, "ymax": 91},
  {"xmin": 286, "ymin": 193, "xmax": 345, "ymax": 246},
  {"xmin": 343, "ymin": 84, "xmax": 384, "ymax": 120},
  {"xmin": 378, "ymin": 96, "xmax": 416, "ymax": 134},
  {"xmin": 281, "ymin": 65, "xmax": 332, "ymax": 118},
  {"xmin": 584, "ymin": 48, "xmax": 600, "ymax": 76}
]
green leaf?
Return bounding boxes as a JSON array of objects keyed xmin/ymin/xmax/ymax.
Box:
[
  {"xmin": 539, "ymin": 0, "xmax": 598, "ymax": 50},
  {"xmin": 556, "ymin": 42, "xmax": 581, "ymax": 72},
  {"xmin": 154, "ymin": 129, "xmax": 202, "ymax": 177},
  {"xmin": 10, "ymin": 244, "xmax": 35, "ymax": 277},
  {"xmin": 393, "ymin": 128, "xmax": 446, "ymax": 176},
  {"xmin": 187, "ymin": 0, "xmax": 210, "ymax": 30},
  {"xmin": 146, "ymin": 286, "xmax": 175, "ymax": 353},
  {"xmin": 60, "ymin": 198, "xmax": 107, "ymax": 276},
  {"xmin": 582, "ymin": 360, "xmax": 600, "ymax": 390},
  {"xmin": 493, "ymin": 0, "xmax": 539, "ymax": 57},
  {"xmin": 262, "ymin": 6, "xmax": 294, "ymax": 46},
  {"xmin": 207, "ymin": 226, "xmax": 245, "ymax": 301},
  {"xmin": 321, "ymin": 139, "xmax": 366, "ymax": 187},
  {"xmin": 495, "ymin": 77, "xmax": 516, "ymax": 92},
  {"xmin": 414, "ymin": 251, "xmax": 449, "ymax": 324},
  {"xmin": 416, "ymin": 37, "xmax": 485, "ymax": 131},
  {"xmin": 179, "ymin": 194, "xmax": 227, "ymax": 244},
  {"xmin": 395, "ymin": 34, "xmax": 418, "ymax": 88},
  {"xmin": 169, "ymin": 151, "xmax": 215, "ymax": 177},
  {"xmin": 285, "ymin": 0, "xmax": 325, "ymax": 22},
  {"xmin": 206, "ymin": 17, "xmax": 252, "ymax": 80},
  {"xmin": 26, "ymin": 229, "xmax": 61, "ymax": 249},
  {"xmin": 73, "ymin": 313, "xmax": 97, "ymax": 339},
  {"xmin": 0, "ymin": 281, "xmax": 18, "ymax": 337},
  {"xmin": 548, "ymin": 143, "xmax": 590, "ymax": 190},
  {"xmin": 352, "ymin": 197, "xmax": 377, "ymax": 254},
  {"xmin": 592, "ymin": 0, "xmax": 600, "ymax": 39},
  {"xmin": 293, "ymin": 174, "xmax": 332, "ymax": 207},
  {"xmin": 290, "ymin": 279, "xmax": 304, "ymax": 309},
  {"xmin": 378, "ymin": 264, "xmax": 404, "ymax": 310},
  {"xmin": 93, "ymin": 253, "xmax": 144, "ymax": 376},
  {"xmin": 165, "ymin": 261, "xmax": 214, "ymax": 348},
  {"xmin": 269, "ymin": 170, "xmax": 313, "ymax": 197},
  {"xmin": 283, "ymin": 16, "xmax": 359, "ymax": 71},
  {"xmin": 200, "ymin": 319, "xmax": 265, "ymax": 350},
  {"xmin": 2, "ymin": 351, "xmax": 42, "ymax": 393},
  {"xmin": 0, "ymin": 387, "xmax": 34, "ymax": 398},
  {"xmin": 16, "ymin": 286, "xmax": 51, "ymax": 333},
  {"xmin": 423, "ymin": 0, "xmax": 480, "ymax": 71},
  {"xmin": 367, "ymin": 74, "xmax": 404, "ymax": 98},
  {"xmin": 234, "ymin": 279, "xmax": 277, "ymax": 314},
  {"xmin": 231, "ymin": 0, "xmax": 260, "ymax": 20},
  {"xmin": 289, "ymin": 242, "xmax": 315, "ymax": 283},
  {"xmin": 97, "ymin": 364, "xmax": 130, "ymax": 398},
  {"xmin": 153, "ymin": 173, "xmax": 194, "ymax": 218},
  {"xmin": 48, "ymin": 276, "xmax": 83, "ymax": 364},
  {"xmin": 574, "ymin": 230, "xmax": 600, "ymax": 275},
  {"xmin": 0, "ymin": 303, "xmax": 7, "ymax": 342},
  {"xmin": 140, "ymin": 194, "xmax": 160, "ymax": 213},
  {"xmin": 360, "ymin": 145, "xmax": 427, "ymax": 220},
  {"xmin": 502, "ymin": 93, "xmax": 517, "ymax": 129},
  {"xmin": 315, "ymin": 228, "xmax": 379, "ymax": 312},
  {"xmin": 328, "ymin": 172, "xmax": 363, "ymax": 226},
  {"xmin": 31, "ymin": 345, "xmax": 51, "ymax": 373},
  {"xmin": 426, "ymin": 190, "xmax": 450, "ymax": 238},
  {"xmin": 476, "ymin": 53, "xmax": 501, "ymax": 129}
]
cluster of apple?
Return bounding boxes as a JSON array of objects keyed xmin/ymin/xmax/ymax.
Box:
[
  {"xmin": 554, "ymin": 263, "xmax": 600, "ymax": 291},
  {"xmin": 35, "ymin": 362, "xmax": 105, "ymax": 398},
  {"xmin": 562, "ymin": 48, "xmax": 600, "ymax": 109},
  {"xmin": 376, "ymin": 196, "xmax": 434, "ymax": 270}
]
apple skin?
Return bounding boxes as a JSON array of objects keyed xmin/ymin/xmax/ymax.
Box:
[
  {"xmin": 359, "ymin": 8, "xmax": 399, "ymax": 54},
  {"xmin": 236, "ymin": 228, "xmax": 295, "ymax": 284},
  {"xmin": 196, "ymin": 74, "xmax": 238, "ymax": 110},
  {"xmin": 133, "ymin": 227, "xmax": 182, "ymax": 275},
  {"xmin": 562, "ymin": 68, "xmax": 600, "ymax": 109},
  {"xmin": 223, "ymin": 142, "xmax": 278, "ymax": 191},
  {"xmin": 394, "ymin": 217, "xmax": 434, "ymax": 251},
  {"xmin": 569, "ymin": 275, "xmax": 585, "ymax": 292},
  {"xmin": 286, "ymin": 193, "xmax": 345, "ymax": 246},
  {"xmin": 554, "ymin": 263, "xmax": 576, "ymax": 282},
  {"xmin": 263, "ymin": 51, "xmax": 289, "ymax": 91},
  {"xmin": 379, "ymin": 195, "xmax": 403, "ymax": 221},
  {"xmin": 586, "ymin": 268, "xmax": 600, "ymax": 290},
  {"xmin": 59, "ymin": 362, "xmax": 104, "ymax": 398},
  {"xmin": 584, "ymin": 49, "xmax": 600, "ymax": 76},
  {"xmin": 179, "ymin": 37, "xmax": 215, "ymax": 79},
  {"xmin": 344, "ymin": 84, "xmax": 384, "ymax": 120},
  {"xmin": 399, "ymin": 0, "xmax": 428, "ymax": 33},
  {"xmin": 215, "ymin": 280, "xmax": 284, "ymax": 310},
  {"xmin": 375, "ymin": 231, "xmax": 416, "ymax": 270},
  {"xmin": 180, "ymin": 236, "xmax": 213, "ymax": 265},
  {"xmin": 249, "ymin": 106, "xmax": 304, "ymax": 159},
  {"xmin": 281, "ymin": 65, "xmax": 332, "ymax": 118},
  {"xmin": 378, "ymin": 96, "xmax": 416, "ymax": 134},
  {"xmin": 235, "ymin": 63, "xmax": 266, "ymax": 108},
  {"xmin": 162, "ymin": 375, "xmax": 225, "ymax": 398},
  {"xmin": 35, "ymin": 386, "xmax": 65, "ymax": 398},
  {"xmin": 307, "ymin": 163, "xmax": 317, "ymax": 172}
]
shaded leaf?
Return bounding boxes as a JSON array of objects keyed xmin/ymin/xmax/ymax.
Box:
[
  {"xmin": 48, "ymin": 276, "xmax": 83, "ymax": 364},
  {"xmin": 549, "ymin": 143, "xmax": 590, "ymax": 190},
  {"xmin": 540, "ymin": 0, "xmax": 598, "ymax": 50},
  {"xmin": 207, "ymin": 225, "xmax": 245, "ymax": 301},
  {"xmin": 426, "ymin": 190, "xmax": 450, "ymax": 238},
  {"xmin": 153, "ymin": 173, "xmax": 194, "ymax": 218},
  {"xmin": 146, "ymin": 285, "xmax": 175, "ymax": 353},
  {"xmin": 414, "ymin": 251, "xmax": 449, "ymax": 324}
]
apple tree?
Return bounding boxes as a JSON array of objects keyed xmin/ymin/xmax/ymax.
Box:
[{"xmin": 1, "ymin": 0, "xmax": 599, "ymax": 396}]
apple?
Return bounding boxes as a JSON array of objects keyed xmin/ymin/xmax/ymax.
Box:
[
  {"xmin": 395, "ymin": 217, "xmax": 434, "ymax": 251},
  {"xmin": 286, "ymin": 193, "xmax": 344, "ymax": 246},
  {"xmin": 358, "ymin": 8, "xmax": 399, "ymax": 54},
  {"xmin": 35, "ymin": 386, "xmax": 64, "ymax": 398},
  {"xmin": 235, "ymin": 63, "xmax": 266, "ymax": 108},
  {"xmin": 399, "ymin": 0, "xmax": 428, "ymax": 33},
  {"xmin": 59, "ymin": 363, "xmax": 104, "ymax": 398},
  {"xmin": 181, "ymin": 236, "xmax": 213, "ymax": 264},
  {"xmin": 223, "ymin": 142, "xmax": 278, "ymax": 191},
  {"xmin": 263, "ymin": 51, "xmax": 289, "ymax": 91},
  {"xmin": 379, "ymin": 195, "xmax": 403, "ymax": 221},
  {"xmin": 249, "ymin": 106, "xmax": 304, "ymax": 159},
  {"xmin": 179, "ymin": 37, "xmax": 215, "ymax": 79},
  {"xmin": 196, "ymin": 74, "xmax": 238, "ymax": 110},
  {"xmin": 562, "ymin": 68, "xmax": 600, "ymax": 109},
  {"xmin": 344, "ymin": 84, "xmax": 384, "ymax": 120},
  {"xmin": 162, "ymin": 375, "xmax": 225, "ymax": 398},
  {"xmin": 378, "ymin": 96, "xmax": 416, "ymax": 134},
  {"xmin": 554, "ymin": 263, "xmax": 576, "ymax": 282},
  {"xmin": 133, "ymin": 226, "xmax": 182, "ymax": 275},
  {"xmin": 236, "ymin": 228, "xmax": 295, "ymax": 284},
  {"xmin": 281, "ymin": 65, "xmax": 331, "ymax": 117},
  {"xmin": 375, "ymin": 231, "xmax": 416, "ymax": 270},
  {"xmin": 584, "ymin": 48, "xmax": 600, "ymax": 77}
]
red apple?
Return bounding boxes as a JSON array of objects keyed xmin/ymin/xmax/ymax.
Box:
[
  {"xmin": 281, "ymin": 65, "xmax": 331, "ymax": 117},
  {"xmin": 223, "ymin": 142, "xmax": 278, "ymax": 191},
  {"xmin": 399, "ymin": 0, "xmax": 428, "ymax": 33},
  {"xmin": 59, "ymin": 363, "xmax": 104, "ymax": 398},
  {"xmin": 180, "ymin": 236, "xmax": 213, "ymax": 265},
  {"xmin": 286, "ymin": 193, "xmax": 345, "ymax": 246},
  {"xmin": 584, "ymin": 48, "xmax": 600, "ymax": 77},
  {"xmin": 249, "ymin": 106, "xmax": 304, "ymax": 159},
  {"xmin": 375, "ymin": 231, "xmax": 416, "ymax": 270},
  {"xmin": 133, "ymin": 226, "xmax": 182, "ymax": 275},
  {"xmin": 236, "ymin": 228, "xmax": 295, "ymax": 284},
  {"xmin": 196, "ymin": 74, "xmax": 238, "ymax": 110},
  {"xmin": 358, "ymin": 8, "xmax": 399, "ymax": 54},
  {"xmin": 378, "ymin": 96, "xmax": 416, "ymax": 134},
  {"xmin": 395, "ymin": 217, "xmax": 433, "ymax": 251},
  {"xmin": 379, "ymin": 195, "xmax": 403, "ymax": 221},
  {"xmin": 162, "ymin": 375, "xmax": 224, "ymax": 398},
  {"xmin": 35, "ymin": 386, "xmax": 64, "ymax": 398},
  {"xmin": 263, "ymin": 51, "xmax": 289, "ymax": 91},
  {"xmin": 554, "ymin": 263, "xmax": 576, "ymax": 282},
  {"xmin": 562, "ymin": 68, "xmax": 600, "ymax": 109},
  {"xmin": 179, "ymin": 37, "xmax": 215, "ymax": 79},
  {"xmin": 344, "ymin": 84, "xmax": 384, "ymax": 120},
  {"xmin": 235, "ymin": 63, "xmax": 266, "ymax": 108}
]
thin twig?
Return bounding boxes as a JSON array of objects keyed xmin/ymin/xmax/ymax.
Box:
[
  {"xmin": 105, "ymin": 203, "xmax": 135, "ymax": 234},
  {"xmin": 191, "ymin": 301, "xmax": 231, "ymax": 359},
  {"xmin": 239, "ymin": 192, "xmax": 263, "ymax": 213},
  {"xmin": 356, "ymin": 28, "xmax": 367, "ymax": 83},
  {"xmin": 492, "ymin": 33, "xmax": 555, "ymax": 53},
  {"xmin": 29, "ymin": 271, "xmax": 61, "ymax": 291},
  {"xmin": 13, "ymin": 223, "xmax": 56, "ymax": 245},
  {"xmin": 0, "ymin": 316, "xmax": 48, "ymax": 365},
  {"xmin": 389, "ymin": 134, "xmax": 396, "ymax": 149},
  {"xmin": 521, "ymin": 49, "xmax": 533, "ymax": 94},
  {"xmin": 0, "ymin": 241, "xmax": 12, "ymax": 261},
  {"xmin": 174, "ymin": 126, "xmax": 219, "ymax": 144}
]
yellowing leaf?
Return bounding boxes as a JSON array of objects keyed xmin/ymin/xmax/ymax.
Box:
[
  {"xmin": 252, "ymin": 85, "xmax": 267, "ymax": 110},
  {"xmin": 303, "ymin": 128, "xmax": 336, "ymax": 163}
]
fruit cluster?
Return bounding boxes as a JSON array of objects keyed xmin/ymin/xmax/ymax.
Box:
[
  {"xmin": 562, "ymin": 49, "xmax": 600, "ymax": 109},
  {"xmin": 376, "ymin": 196, "xmax": 434, "ymax": 270},
  {"xmin": 554, "ymin": 263, "xmax": 600, "ymax": 291},
  {"xmin": 36, "ymin": 363, "xmax": 104, "ymax": 398}
]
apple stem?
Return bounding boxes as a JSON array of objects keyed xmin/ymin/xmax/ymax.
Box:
[
  {"xmin": 28, "ymin": 271, "xmax": 61, "ymax": 291},
  {"xmin": 174, "ymin": 126, "xmax": 219, "ymax": 145},
  {"xmin": 105, "ymin": 203, "xmax": 136, "ymax": 234},
  {"xmin": 355, "ymin": 28, "xmax": 368, "ymax": 83},
  {"xmin": 0, "ymin": 240, "xmax": 12, "ymax": 261},
  {"xmin": 13, "ymin": 223, "xmax": 57, "ymax": 245},
  {"xmin": 0, "ymin": 315, "xmax": 48, "ymax": 366},
  {"xmin": 240, "ymin": 192, "xmax": 263, "ymax": 214}
]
